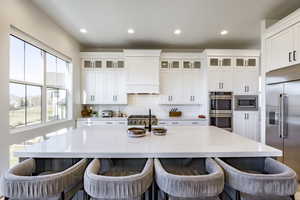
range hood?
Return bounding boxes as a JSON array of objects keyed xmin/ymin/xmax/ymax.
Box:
[{"xmin": 124, "ymin": 49, "xmax": 161, "ymax": 94}]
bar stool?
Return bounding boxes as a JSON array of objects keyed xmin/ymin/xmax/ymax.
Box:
[
  {"xmin": 84, "ymin": 158, "xmax": 153, "ymax": 200},
  {"xmin": 1, "ymin": 158, "xmax": 88, "ymax": 200},
  {"xmin": 215, "ymin": 157, "xmax": 298, "ymax": 200},
  {"xmin": 154, "ymin": 158, "xmax": 224, "ymax": 200}
]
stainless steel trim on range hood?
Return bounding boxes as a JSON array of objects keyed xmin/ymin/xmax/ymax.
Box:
[{"xmin": 266, "ymin": 64, "xmax": 300, "ymax": 85}]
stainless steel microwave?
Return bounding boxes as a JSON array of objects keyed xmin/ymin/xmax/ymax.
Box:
[{"xmin": 234, "ymin": 95, "xmax": 258, "ymax": 111}]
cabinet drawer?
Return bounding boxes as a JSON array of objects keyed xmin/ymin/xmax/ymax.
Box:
[
  {"xmin": 77, "ymin": 120, "xmax": 127, "ymax": 127},
  {"xmin": 158, "ymin": 120, "xmax": 208, "ymax": 126}
]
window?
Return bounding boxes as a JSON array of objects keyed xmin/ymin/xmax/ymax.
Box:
[
  {"xmin": 46, "ymin": 53, "xmax": 69, "ymax": 121},
  {"xmin": 9, "ymin": 35, "xmax": 71, "ymax": 129}
]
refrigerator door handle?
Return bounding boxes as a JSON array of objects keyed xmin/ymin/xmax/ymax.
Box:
[
  {"xmin": 279, "ymin": 94, "xmax": 283, "ymax": 138},
  {"xmin": 282, "ymin": 94, "xmax": 289, "ymax": 138}
]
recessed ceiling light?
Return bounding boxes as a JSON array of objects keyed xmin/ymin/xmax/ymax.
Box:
[
  {"xmin": 174, "ymin": 29, "xmax": 182, "ymax": 35},
  {"xmin": 220, "ymin": 30, "xmax": 228, "ymax": 35},
  {"xmin": 80, "ymin": 28, "xmax": 87, "ymax": 34},
  {"xmin": 128, "ymin": 28, "xmax": 135, "ymax": 34}
]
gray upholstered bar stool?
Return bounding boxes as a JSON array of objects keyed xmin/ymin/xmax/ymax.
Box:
[
  {"xmin": 1, "ymin": 158, "xmax": 88, "ymax": 200},
  {"xmin": 215, "ymin": 157, "xmax": 298, "ymax": 200},
  {"xmin": 84, "ymin": 158, "xmax": 153, "ymax": 200},
  {"xmin": 154, "ymin": 158, "xmax": 224, "ymax": 200}
]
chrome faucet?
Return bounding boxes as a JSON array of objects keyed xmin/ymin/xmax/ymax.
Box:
[{"xmin": 144, "ymin": 109, "xmax": 152, "ymax": 132}]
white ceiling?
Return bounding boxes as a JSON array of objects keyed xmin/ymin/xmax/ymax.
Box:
[{"xmin": 32, "ymin": 0, "xmax": 300, "ymax": 49}]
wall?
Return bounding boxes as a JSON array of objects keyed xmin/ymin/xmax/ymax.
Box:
[
  {"xmin": 91, "ymin": 95, "xmax": 207, "ymax": 118},
  {"xmin": 0, "ymin": 0, "xmax": 80, "ymax": 173}
]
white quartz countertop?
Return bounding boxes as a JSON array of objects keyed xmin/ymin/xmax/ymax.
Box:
[{"xmin": 14, "ymin": 126, "xmax": 282, "ymax": 158}]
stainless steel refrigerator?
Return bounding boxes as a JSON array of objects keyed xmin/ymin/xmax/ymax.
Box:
[{"xmin": 266, "ymin": 64, "xmax": 300, "ymax": 177}]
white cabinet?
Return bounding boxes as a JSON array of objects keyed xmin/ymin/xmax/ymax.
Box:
[
  {"xmin": 158, "ymin": 120, "xmax": 209, "ymax": 126},
  {"xmin": 159, "ymin": 71, "xmax": 183, "ymax": 104},
  {"xmin": 82, "ymin": 70, "xmax": 96, "ymax": 104},
  {"xmin": 77, "ymin": 120, "xmax": 127, "ymax": 128},
  {"xmin": 81, "ymin": 56, "xmax": 127, "ymax": 105},
  {"xmin": 182, "ymin": 72, "xmax": 202, "ymax": 104},
  {"xmin": 266, "ymin": 27, "xmax": 294, "ymax": 72},
  {"xmin": 208, "ymin": 70, "xmax": 233, "ymax": 92},
  {"xmin": 265, "ymin": 22, "xmax": 300, "ymax": 72},
  {"xmin": 159, "ymin": 60, "xmax": 202, "ymax": 105},
  {"xmin": 233, "ymin": 111, "xmax": 259, "ymax": 141},
  {"xmin": 233, "ymin": 71, "xmax": 259, "ymax": 95},
  {"xmin": 294, "ymin": 22, "xmax": 300, "ymax": 64},
  {"xmin": 205, "ymin": 50, "xmax": 260, "ymax": 94}
]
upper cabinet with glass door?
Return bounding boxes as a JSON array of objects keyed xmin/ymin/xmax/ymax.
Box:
[
  {"xmin": 82, "ymin": 59, "xmax": 103, "ymax": 70},
  {"xmin": 160, "ymin": 59, "xmax": 181, "ymax": 71},
  {"xmin": 183, "ymin": 60, "xmax": 202, "ymax": 70},
  {"xmin": 105, "ymin": 59, "xmax": 125, "ymax": 69},
  {"xmin": 234, "ymin": 57, "xmax": 258, "ymax": 70},
  {"xmin": 208, "ymin": 57, "xmax": 232, "ymax": 69}
]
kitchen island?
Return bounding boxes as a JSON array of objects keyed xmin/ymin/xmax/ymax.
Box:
[{"xmin": 14, "ymin": 126, "xmax": 281, "ymax": 158}]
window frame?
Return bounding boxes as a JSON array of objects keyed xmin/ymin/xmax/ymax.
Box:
[{"xmin": 9, "ymin": 35, "xmax": 72, "ymax": 130}]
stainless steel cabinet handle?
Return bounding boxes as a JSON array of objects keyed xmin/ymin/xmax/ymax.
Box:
[
  {"xmin": 289, "ymin": 52, "xmax": 292, "ymax": 62},
  {"xmin": 106, "ymin": 122, "xmax": 113, "ymax": 124},
  {"xmin": 244, "ymin": 113, "xmax": 246, "ymax": 120},
  {"xmin": 293, "ymin": 50, "xmax": 297, "ymax": 62}
]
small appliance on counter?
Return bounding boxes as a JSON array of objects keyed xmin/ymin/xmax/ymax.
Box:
[
  {"xmin": 101, "ymin": 110, "xmax": 114, "ymax": 118},
  {"xmin": 169, "ymin": 108, "xmax": 182, "ymax": 117}
]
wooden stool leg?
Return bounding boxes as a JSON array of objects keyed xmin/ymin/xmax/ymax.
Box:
[
  {"xmin": 235, "ymin": 191, "xmax": 241, "ymax": 200},
  {"xmin": 291, "ymin": 195, "xmax": 295, "ymax": 200}
]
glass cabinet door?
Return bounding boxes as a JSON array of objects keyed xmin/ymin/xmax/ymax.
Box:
[
  {"xmin": 161, "ymin": 61, "xmax": 169, "ymax": 69},
  {"xmin": 106, "ymin": 60, "xmax": 114, "ymax": 68},
  {"xmin": 247, "ymin": 58, "xmax": 257, "ymax": 67},
  {"xmin": 221, "ymin": 58, "xmax": 232, "ymax": 67},
  {"xmin": 117, "ymin": 60, "xmax": 125, "ymax": 68},
  {"xmin": 171, "ymin": 61, "xmax": 180, "ymax": 69},
  {"xmin": 83, "ymin": 60, "xmax": 93, "ymax": 69},
  {"xmin": 183, "ymin": 61, "xmax": 192, "ymax": 69},
  {"xmin": 193, "ymin": 61, "xmax": 201, "ymax": 69},
  {"xmin": 94, "ymin": 60, "xmax": 102, "ymax": 69},
  {"xmin": 209, "ymin": 58, "xmax": 219, "ymax": 67},
  {"xmin": 235, "ymin": 58, "xmax": 245, "ymax": 67}
]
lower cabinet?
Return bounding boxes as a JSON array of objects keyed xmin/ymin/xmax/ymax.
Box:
[
  {"xmin": 158, "ymin": 120, "xmax": 209, "ymax": 126},
  {"xmin": 233, "ymin": 111, "xmax": 259, "ymax": 141},
  {"xmin": 77, "ymin": 120, "xmax": 127, "ymax": 128}
]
